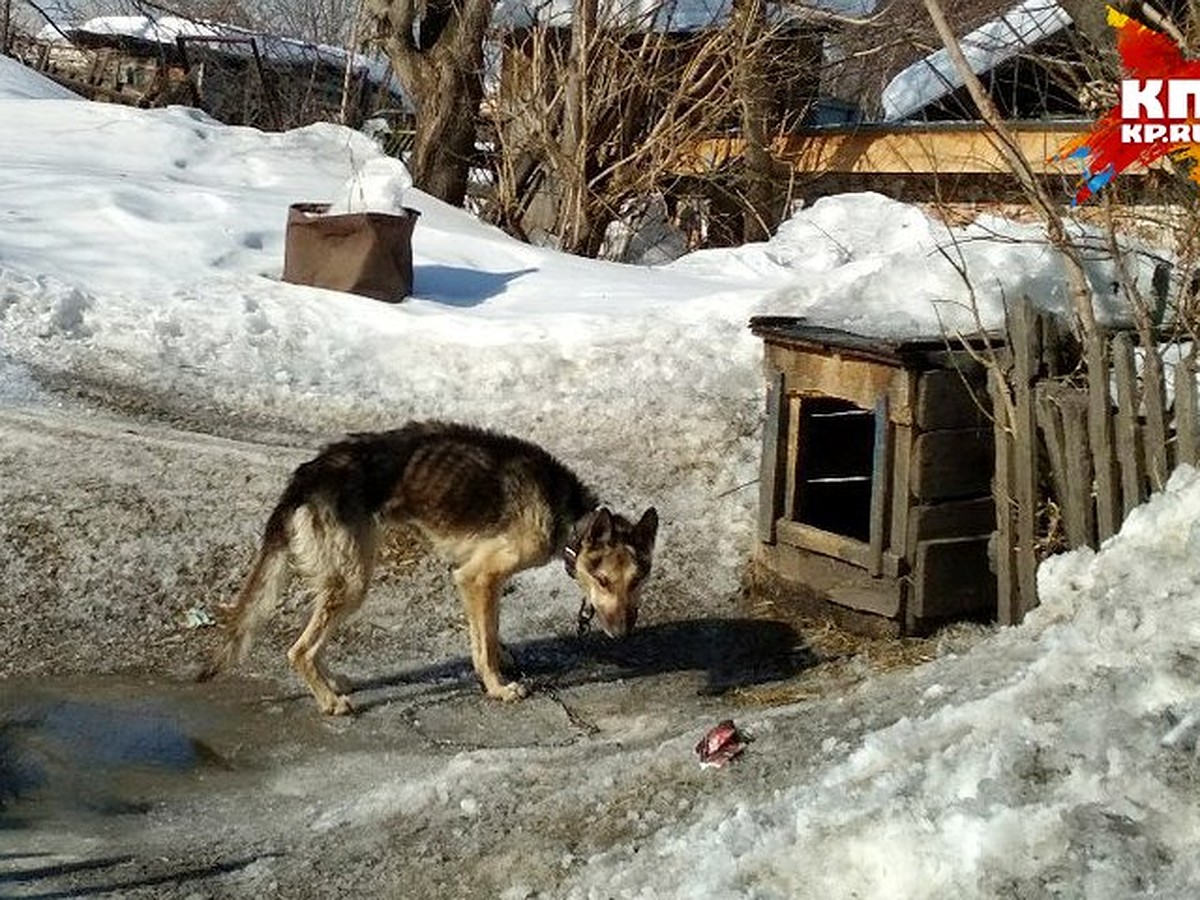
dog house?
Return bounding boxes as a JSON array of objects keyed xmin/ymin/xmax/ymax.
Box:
[{"xmin": 750, "ymin": 317, "xmax": 998, "ymax": 635}]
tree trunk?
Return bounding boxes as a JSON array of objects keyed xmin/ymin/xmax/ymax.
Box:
[
  {"xmin": 731, "ymin": 0, "xmax": 785, "ymax": 243},
  {"xmin": 554, "ymin": 0, "xmax": 598, "ymax": 254},
  {"xmin": 407, "ymin": 63, "xmax": 485, "ymax": 204},
  {"xmin": 365, "ymin": 0, "xmax": 493, "ymax": 207}
]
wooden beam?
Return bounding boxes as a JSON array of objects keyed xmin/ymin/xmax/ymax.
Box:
[
  {"xmin": 775, "ymin": 519, "xmax": 902, "ymax": 579},
  {"xmin": 674, "ymin": 123, "xmax": 1111, "ymax": 177},
  {"xmin": 910, "ymin": 536, "xmax": 996, "ymax": 621},
  {"xmin": 868, "ymin": 394, "xmax": 892, "ymax": 578},
  {"xmin": 1087, "ymin": 334, "xmax": 1119, "ymax": 542},
  {"xmin": 763, "ymin": 343, "xmax": 913, "ymax": 425},
  {"xmin": 757, "ymin": 370, "xmax": 787, "ymax": 543}
]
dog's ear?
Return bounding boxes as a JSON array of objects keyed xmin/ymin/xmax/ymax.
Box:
[
  {"xmin": 585, "ymin": 507, "xmax": 614, "ymax": 545},
  {"xmin": 632, "ymin": 507, "xmax": 658, "ymax": 550}
]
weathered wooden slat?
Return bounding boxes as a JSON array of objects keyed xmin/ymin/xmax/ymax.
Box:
[
  {"xmin": 1112, "ymin": 332, "xmax": 1147, "ymax": 519},
  {"xmin": 906, "ymin": 497, "xmax": 996, "ymax": 557},
  {"xmin": 755, "ymin": 541, "xmax": 904, "ymax": 621},
  {"xmin": 757, "ymin": 370, "xmax": 787, "ymax": 543},
  {"xmin": 762, "ymin": 342, "xmax": 914, "ymax": 426},
  {"xmin": 889, "ymin": 424, "xmax": 914, "ymax": 565},
  {"xmin": 911, "ymin": 428, "xmax": 994, "ymax": 500},
  {"xmin": 910, "ymin": 536, "xmax": 997, "ymax": 621},
  {"xmin": 1012, "ymin": 298, "xmax": 1040, "ymax": 616},
  {"xmin": 1141, "ymin": 340, "xmax": 1170, "ymax": 490},
  {"xmin": 988, "ymin": 366, "xmax": 1019, "ymax": 625},
  {"xmin": 1035, "ymin": 384, "xmax": 1070, "ymax": 543},
  {"xmin": 1086, "ymin": 332, "xmax": 1119, "ymax": 542},
  {"xmin": 1036, "ymin": 385, "xmax": 1091, "ymax": 548},
  {"xmin": 868, "ymin": 394, "xmax": 891, "ymax": 577},
  {"xmin": 1060, "ymin": 390, "xmax": 1096, "ymax": 547},
  {"xmin": 1039, "ymin": 312, "xmax": 1068, "ymax": 378},
  {"xmin": 783, "ymin": 394, "xmax": 802, "ymax": 520},
  {"xmin": 915, "ymin": 368, "xmax": 987, "ymax": 430},
  {"xmin": 774, "ymin": 518, "xmax": 903, "ymax": 578},
  {"xmin": 1176, "ymin": 353, "xmax": 1199, "ymax": 468}
]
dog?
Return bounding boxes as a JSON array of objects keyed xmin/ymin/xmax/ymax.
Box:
[{"xmin": 197, "ymin": 421, "xmax": 658, "ymax": 714}]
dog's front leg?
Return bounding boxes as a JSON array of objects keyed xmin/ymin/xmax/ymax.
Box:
[{"xmin": 454, "ymin": 562, "xmax": 527, "ymax": 702}]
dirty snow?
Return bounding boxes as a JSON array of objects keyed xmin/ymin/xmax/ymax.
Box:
[
  {"xmin": 3, "ymin": 55, "xmax": 1200, "ymax": 899},
  {"xmin": 881, "ymin": 0, "xmax": 1073, "ymax": 121},
  {"xmin": 36, "ymin": 14, "xmax": 403, "ymax": 93}
]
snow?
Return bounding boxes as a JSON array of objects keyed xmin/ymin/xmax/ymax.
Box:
[
  {"xmin": 493, "ymin": 0, "xmax": 875, "ymax": 30},
  {"xmin": 573, "ymin": 467, "xmax": 1200, "ymax": 896},
  {"xmin": 41, "ymin": 13, "xmax": 220, "ymax": 43},
  {"xmin": 882, "ymin": 0, "xmax": 1073, "ymax": 121},
  {"xmin": 4, "ymin": 55, "xmax": 1200, "ymax": 898},
  {"xmin": 37, "ymin": 14, "xmax": 401, "ymax": 93},
  {"xmin": 0, "ymin": 53, "xmax": 80, "ymax": 100}
]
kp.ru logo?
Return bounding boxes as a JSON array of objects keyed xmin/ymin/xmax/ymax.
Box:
[{"xmin": 1056, "ymin": 6, "xmax": 1200, "ymax": 203}]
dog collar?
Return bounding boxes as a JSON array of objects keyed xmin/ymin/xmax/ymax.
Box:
[{"xmin": 563, "ymin": 508, "xmax": 603, "ymax": 579}]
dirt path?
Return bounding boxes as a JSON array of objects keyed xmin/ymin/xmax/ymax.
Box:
[{"xmin": 1, "ymin": 404, "xmax": 862, "ymax": 898}]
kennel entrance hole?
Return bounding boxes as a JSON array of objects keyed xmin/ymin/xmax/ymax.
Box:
[{"xmin": 793, "ymin": 397, "xmax": 875, "ymax": 542}]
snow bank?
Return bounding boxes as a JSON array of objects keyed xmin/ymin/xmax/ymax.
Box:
[
  {"xmin": 563, "ymin": 466, "xmax": 1200, "ymax": 898},
  {"xmin": 672, "ymin": 192, "xmax": 1155, "ymax": 337},
  {"xmin": 0, "ymin": 54, "xmax": 81, "ymax": 100}
]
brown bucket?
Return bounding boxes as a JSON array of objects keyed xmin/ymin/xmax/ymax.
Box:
[{"xmin": 282, "ymin": 202, "xmax": 420, "ymax": 303}]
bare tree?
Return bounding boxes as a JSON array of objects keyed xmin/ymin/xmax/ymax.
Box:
[
  {"xmin": 364, "ymin": 0, "xmax": 492, "ymax": 206},
  {"xmin": 483, "ymin": 0, "xmax": 821, "ymax": 256},
  {"xmin": 254, "ymin": 0, "xmax": 359, "ymax": 45},
  {"xmin": 730, "ymin": 0, "xmax": 789, "ymax": 242}
]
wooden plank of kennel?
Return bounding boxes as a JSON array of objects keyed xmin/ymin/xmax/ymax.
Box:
[
  {"xmin": 751, "ymin": 318, "xmax": 998, "ymax": 633},
  {"xmin": 757, "ymin": 370, "xmax": 787, "ymax": 544}
]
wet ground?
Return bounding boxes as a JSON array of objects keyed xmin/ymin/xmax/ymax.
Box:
[
  {"xmin": 1, "ymin": 617, "xmax": 818, "ymax": 898},
  {"xmin": 0, "ymin": 402, "xmax": 960, "ymax": 898}
]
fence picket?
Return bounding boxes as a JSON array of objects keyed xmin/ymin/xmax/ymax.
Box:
[
  {"xmin": 1112, "ymin": 333, "xmax": 1146, "ymax": 518},
  {"xmin": 988, "ymin": 367, "xmax": 1019, "ymax": 625},
  {"xmin": 1086, "ymin": 335, "xmax": 1119, "ymax": 542},
  {"xmin": 1176, "ymin": 353, "xmax": 1199, "ymax": 468},
  {"xmin": 1142, "ymin": 339, "xmax": 1170, "ymax": 490},
  {"xmin": 987, "ymin": 304, "xmax": 1200, "ymax": 625}
]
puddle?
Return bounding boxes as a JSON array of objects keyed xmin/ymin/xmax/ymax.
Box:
[
  {"xmin": 0, "ymin": 689, "xmax": 223, "ymax": 823},
  {"xmin": 0, "ymin": 673, "xmax": 327, "ymax": 830}
]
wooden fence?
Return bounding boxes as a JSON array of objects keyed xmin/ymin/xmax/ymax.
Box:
[{"xmin": 990, "ymin": 297, "xmax": 1199, "ymax": 624}]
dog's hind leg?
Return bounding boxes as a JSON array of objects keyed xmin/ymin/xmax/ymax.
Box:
[
  {"xmin": 287, "ymin": 510, "xmax": 376, "ymax": 715},
  {"xmin": 454, "ymin": 538, "xmax": 527, "ymax": 702},
  {"xmin": 288, "ymin": 582, "xmax": 362, "ymax": 715}
]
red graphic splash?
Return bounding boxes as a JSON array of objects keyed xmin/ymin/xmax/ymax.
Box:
[{"xmin": 1055, "ymin": 7, "xmax": 1200, "ymax": 204}]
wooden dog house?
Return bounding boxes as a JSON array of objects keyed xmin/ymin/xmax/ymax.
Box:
[{"xmin": 750, "ymin": 317, "xmax": 999, "ymax": 635}]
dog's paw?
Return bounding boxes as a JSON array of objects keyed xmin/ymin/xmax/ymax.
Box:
[
  {"xmin": 323, "ymin": 694, "xmax": 356, "ymax": 716},
  {"xmin": 489, "ymin": 681, "xmax": 528, "ymax": 703}
]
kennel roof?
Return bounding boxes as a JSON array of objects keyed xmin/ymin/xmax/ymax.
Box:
[{"xmin": 749, "ymin": 316, "xmax": 1002, "ymax": 370}]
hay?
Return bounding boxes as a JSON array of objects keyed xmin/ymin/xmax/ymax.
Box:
[{"xmin": 733, "ymin": 593, "xmax": 991, "ymax": 707}]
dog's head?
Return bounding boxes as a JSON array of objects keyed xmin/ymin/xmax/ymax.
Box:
[{"xmin": 569, "ymin": 507, "xmax": 658, "ymax": 638}]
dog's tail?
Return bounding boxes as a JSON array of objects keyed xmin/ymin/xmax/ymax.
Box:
[{"xmin": 196, "ymin": 498, "xmax": 295, "ymax": 682}]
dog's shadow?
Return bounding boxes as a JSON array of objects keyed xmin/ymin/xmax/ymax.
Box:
[{"xmin": 351, "ymin": 618, "xmax": 818, "ymax": 712}]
